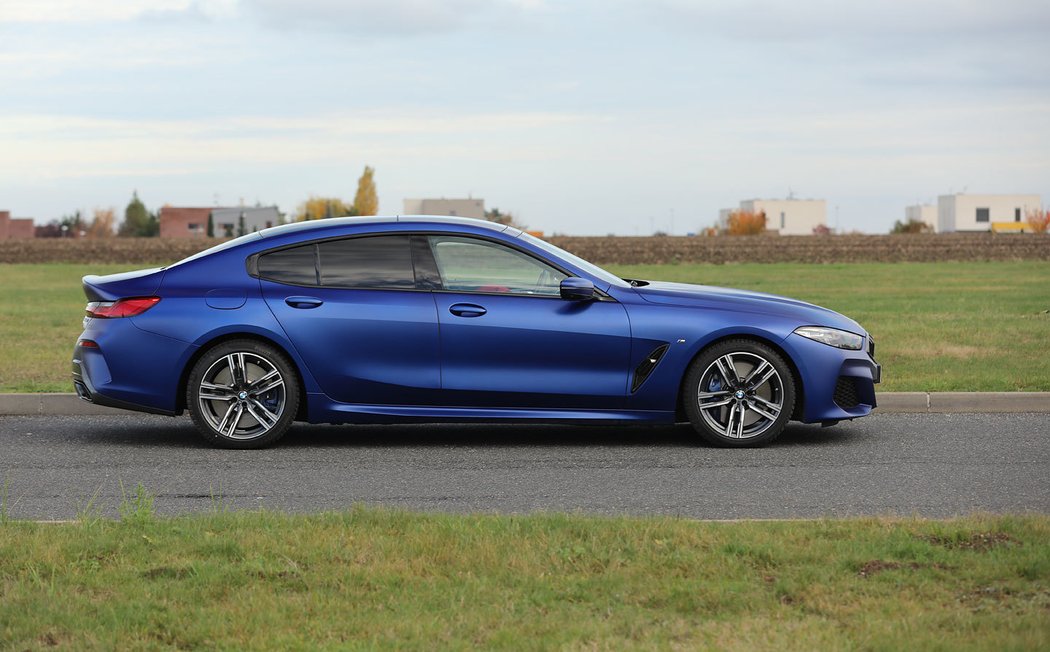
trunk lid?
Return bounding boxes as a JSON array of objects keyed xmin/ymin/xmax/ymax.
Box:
[{"xmin": 82, "ymin": 268, "xmax": 165, "ymax": 302}]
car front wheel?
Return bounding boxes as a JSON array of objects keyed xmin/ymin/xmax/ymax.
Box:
[
  {"xmin": 186, "ymin": 339, "xmax": 300, "ymax": 449},
  {"xmin": 683, "ymin": 339, "xmax": 796, "ymax": 447}
]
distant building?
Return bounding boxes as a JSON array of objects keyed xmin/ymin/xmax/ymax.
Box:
[
  {"xmin": 403, "ymin": 198, "xmax": 485, "ymax": 220},
  {"xmin": 905, "ymin": 204, "xmax": 938, "ymax": 232},
  {"xmin": 159, "ymin": 206, "xmax": 281, "ymax": 239},
  {"xmin": 937, "ymin": 194, "xmax": 1041, "ymax": 233},
  {"xmin": 210, "ymin": 206, "xmax": 280, "ymax": 237},
  {"xmin": 719, "ymin": 198, "xmax": 826, "ymax": 235},
  {"xmin": 0, "ymin": 210, "xmax": 35, "ymax": 240}
]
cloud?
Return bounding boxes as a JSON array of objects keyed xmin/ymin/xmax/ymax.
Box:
[
  {"xmin": 242, "ymin": 0, "xmax": 493, "ymax": 35},
  {"xmin": 0, "ymin": 0, "xmax": 196, "ymax": 23}
]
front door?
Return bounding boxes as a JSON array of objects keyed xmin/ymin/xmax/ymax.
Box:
[{"xmin": 426, "ymin": 235, "xmax": 632, "ymax": 409}]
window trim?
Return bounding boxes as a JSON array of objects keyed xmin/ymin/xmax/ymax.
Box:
[{"xmin": 246, "ymin": 230, "xmax": 615, "ymax": 301}]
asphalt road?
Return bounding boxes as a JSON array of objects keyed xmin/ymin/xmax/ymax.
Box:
[{"xmin": 1, "ymin": 413, "xmax": 1047, "ymax": 520}]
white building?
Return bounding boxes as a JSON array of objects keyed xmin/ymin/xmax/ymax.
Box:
[
  {"xmin": 937, "ymin": 194, "xmax": 1041, "ymax": 232},
  {"xmin": 719, "ymin": 198, "xmax": 827, "ymax": 235},
  {"xmin": 403, "ymin": 198, "xmax": 485, "ymax": 219},
  {"xmin": 905, "ymin": 204, "xmax": 938, "ymax": 232}
]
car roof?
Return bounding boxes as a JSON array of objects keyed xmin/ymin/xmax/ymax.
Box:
[{"xmin": 257, "ymin": 215, "xmax": 514, "ymax": 239}]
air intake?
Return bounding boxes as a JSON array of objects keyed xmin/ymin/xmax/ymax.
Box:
[{"xmin": 631, "ymin": 344, "xmax": 669, "ymax": 392}]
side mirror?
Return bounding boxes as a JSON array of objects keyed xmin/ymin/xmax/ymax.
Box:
[{"xmin": 560, "ymin": 277, "xmax": 595, "ymax": 301}]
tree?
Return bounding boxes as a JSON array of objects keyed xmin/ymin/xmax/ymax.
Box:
[
  {"xmin": 484, "ymin": 207, "xmax": 528, "ymax": 229},
  {"xmin": 86, "ymin": 208, "xmax": 116, "ymax": 238},
  {"xmin": 295, "ymin": 196, "xmax": 357, "ymax": 221},
  {"xmin": 1026, "ymin": 208, "xmax": 1050, "ymax": 234},
  {"xmin": 119, "ymin": 191, "xmax": 158, "ymax": 237},
  {"xmin": 352, "ymin": 166, "xmax": 378, "ymax": 216},
  {"xmin": 237, "ymin": 212, "xmax": 246, "ymax": 237},
  {"xmin": 725, "ymin": 210, "xmax": 767, "ymax": 236},
  {"xmin": 207, "ymin": 213, "xmax": 215, "ymax": 238},
  {"xmin": 890, "ymin": 218, "xmax": 932, "ymax": 234}
]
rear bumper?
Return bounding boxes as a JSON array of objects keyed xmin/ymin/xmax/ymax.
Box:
[
  {"xmin": 72, "ymin": 318, "xmax": 195, "ymax": 416},
  {"xmin": 72, "ymin": 356, "xmax": 176, "ymax": 416}
]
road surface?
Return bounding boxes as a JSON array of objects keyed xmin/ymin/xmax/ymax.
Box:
[{"xmin": 1, "ymin": 413, "xmax": 1046, "ymax": 520}]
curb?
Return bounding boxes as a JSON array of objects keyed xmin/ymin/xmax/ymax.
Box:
[{"xmin": 0, "ymin": 392, "xmax": 1048, "ymax": 416}]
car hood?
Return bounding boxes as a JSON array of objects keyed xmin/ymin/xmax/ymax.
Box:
[{"xmin": 632, "ymin": 281, "xmax": 866, "ymax": 334}]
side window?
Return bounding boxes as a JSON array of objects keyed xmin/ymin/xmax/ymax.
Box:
[
  {"xmin": 257, "ymin": 243, "xmax": 318, "ymax": 286},
  {"xmin": 428, "ymin": 236, "xmax": 567, "ymax": 296},
  {"xmin": 318, "ymin": 235, "xmax": 415, "ymax": 289}
]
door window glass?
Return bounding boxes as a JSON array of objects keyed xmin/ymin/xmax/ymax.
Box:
[
  {"xmin": 318, "ymin": 235, "xmax": 415, "ymax": 289},
  {"xmin": 257, "ymin": 244, "xmax": 318, "ymax": 286},
  {"xmin": 428, "ymin": 236, "xmax": 567, "ymax": 296}
]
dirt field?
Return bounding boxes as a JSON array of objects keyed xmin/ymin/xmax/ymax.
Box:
[{"xmin": 1, "ymin": 232, "xmax": 1047, "ymax": 265}]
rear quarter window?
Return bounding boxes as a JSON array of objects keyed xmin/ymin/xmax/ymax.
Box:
[{"xmin": 257, "ymin": 244, "xmax": 318, "ymax": 286}]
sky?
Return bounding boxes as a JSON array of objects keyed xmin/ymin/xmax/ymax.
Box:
[{"xmin": 1, "ymin": 0, "xmax": 1048, "ymax": 235}]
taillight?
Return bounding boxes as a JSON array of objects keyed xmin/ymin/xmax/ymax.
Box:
[{"xmin": 85, "ymin": 296, "xmax": 161, "ymax": 319}]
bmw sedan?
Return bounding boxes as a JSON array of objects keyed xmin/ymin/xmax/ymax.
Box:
[{"xmin": 72, "ymin": 216, "xmax": 880, "ymax": 448}]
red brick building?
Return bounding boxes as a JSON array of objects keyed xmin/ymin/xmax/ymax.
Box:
[
  {"xmin": 158, "ymin": 207, "xmax": 213, "ymax": 239},
  {"xmin": 0, "ymin": 210, "xmax": 35, "ymax": 240}
]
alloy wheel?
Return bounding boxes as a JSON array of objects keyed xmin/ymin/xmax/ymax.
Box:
[
  {"xmin": 696, "ymin": 351, "xmax": 785, "ymax": 440},
  {"xmin": 197, "ymin": 351, "xmax": 286, "ymax": 440}
]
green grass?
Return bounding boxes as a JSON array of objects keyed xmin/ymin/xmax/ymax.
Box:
[
  {"xmin": 0, "ymin": 507, "xmax": 1046, "ymax": 649},
  {"xmin": 1, "ymin": 261, "xmax": 1048, "ymax": 392},
  {"xmin": 609, "ymin": 261, "xmax": 1050, "ymax": 392}
]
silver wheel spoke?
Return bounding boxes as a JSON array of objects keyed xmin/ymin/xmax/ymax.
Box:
[
  {"xmin": 751, "ymin": 366, "xmax": 778, "ymax": 391},
  {"xmin": 747, "ymin": 401, "xmax": 780, "ymax": 422},
  {"xmin": 698, "ymin": 390, "xmax": 731, "ymax": 399},
  {"xmin": 244, "ymin": 399, "xmax": 278, "ymax": 430},
  {"xmin": 715, "ymin": 355, "xmax": 738, "ymax": 385},
  {"xmin": 226, "ymin": 353, "xmax": 247, "ymax": 385},
  {"xmin": 200, "ymin": 381, "xmax": 235, "ymax": 401},
  {"xmin": 699, "ymin": 397, "xmax": 735, "ymax": 410},
  {"xmin": 250, "ymin": 371, "xmax": 284, "ymax": 395},
  {"xmin": 743, "ymin": 360, "xmax": 769, "ymax": 386},
  {"xmin": 723, "ymin": 403, "xmax": 736, "ymax": 437},
  {"xmin": 750, "ymin": 394, "xmax": 782, "ymax": 414},
  {"xmin": 218, "ymin": 403, "xmax": 243, "ymax": 437},
  {"xmin": 735, "ymin": 404, "xmax": 745, "ymax": 438}
]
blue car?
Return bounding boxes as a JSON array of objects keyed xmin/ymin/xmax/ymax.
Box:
[{"xmin": 73, "ymin": 216, "xmax": 880, "ymax": 448}]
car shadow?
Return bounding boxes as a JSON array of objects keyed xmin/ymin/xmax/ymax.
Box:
[{"xmin": 77, "ymin": 416, "xmax": 856, "ymax": 450}]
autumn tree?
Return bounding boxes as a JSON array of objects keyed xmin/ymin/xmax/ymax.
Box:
[
  {"xmin": 484, "ymin": 207, "xmax": 526, "ymax": 229},
  {"xmin": 119, "ymin": 191, "xmax": 158, "ymax": 237},
  {"xmin": 890, "ymin": 218, "xmax": 932, "ymax": 234},
  {"xmin": 725, "ymin": 210, "xmax": 767, "ymax": 236},
  {"xmin": 353, "ymin": 166, "xmax": 378, "ymax": 216},
  {"xmin": 295, "ymin": 196, "xmax": 357, "ymax": 221},
  {"xmin": 1026, "ymin": 208, "xmax": 1050, "ymax": 234},
  {"xmin": 86, "ymin": 208, "xmax": 116, "ymax": 238}
]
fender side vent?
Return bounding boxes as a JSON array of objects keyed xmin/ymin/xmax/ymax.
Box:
[{"xmin": 631, "ymin": 344, "xmax": 669, "ymax": 393}]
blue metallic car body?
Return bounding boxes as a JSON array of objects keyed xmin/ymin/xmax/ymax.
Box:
[{"xmin": 73, "ymin": 216, "xmax": 879, "ymax": 428}]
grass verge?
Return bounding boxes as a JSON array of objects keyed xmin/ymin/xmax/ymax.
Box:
[
  {"xmin": 610, "ymin": 261, "xmax": 1050, "ymax": 392},
  {"xmin": 1, "ymin": 261, "xmax": 1048, "ymax": 392},
  {"xmin": 0, "ymin": 508, "xmax": 1047, "ymax": 649}
]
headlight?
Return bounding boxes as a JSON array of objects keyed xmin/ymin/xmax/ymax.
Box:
[{"xmin": 793, "ymin": 326, "xmax": 864, "ymax": 350}]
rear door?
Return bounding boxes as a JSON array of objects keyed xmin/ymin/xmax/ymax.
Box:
[{"xmin": 259, "ymin": 235, "xmax": 441, "ymax": 405}]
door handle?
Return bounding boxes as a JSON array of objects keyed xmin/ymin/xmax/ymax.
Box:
[
  {"xmin": 449, "ymin": 303, "xmax": 487, "ymax": 318},
  {"xmin": 285, "ymin": 296, "xmax": 324, "ymax": 309}
]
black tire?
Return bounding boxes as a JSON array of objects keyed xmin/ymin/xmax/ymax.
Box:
[
  {"xmin": 186, "ymin": 339, "xmax": 300, "ymax": 449},
  {"xmin": 682, "ymin": 339, "xmax": 796, "ymax": 447}
]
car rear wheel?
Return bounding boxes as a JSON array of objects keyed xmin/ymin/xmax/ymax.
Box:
[
  {"xmin": 186, "ymin": 339, "xmax": 299, "ymax": 449},
  {"xmin": 683, "ymin": 339, "xmax": 796, "ymax": 447}
]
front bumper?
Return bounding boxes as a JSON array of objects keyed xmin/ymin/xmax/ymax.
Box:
[{"xmin": 784, "ymin": 332, "xmax": 881, "ymax": 423}]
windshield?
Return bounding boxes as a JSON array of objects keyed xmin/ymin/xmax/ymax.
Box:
[{"xmin": 518, "ymin": 233, "xmax": 631, "ymax": 289}]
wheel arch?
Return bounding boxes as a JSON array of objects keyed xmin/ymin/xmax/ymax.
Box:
[
  {"xmin": 176, "ymin": 332, "xmax": 309, "ymax": 421},
  {"xmin": 674, "ymin": 333, "xmax": 805, "ymax": 422}
]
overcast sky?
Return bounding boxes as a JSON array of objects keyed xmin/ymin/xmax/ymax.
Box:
[{"xmin": 2, "ymin": 0, "xmax": 1048, "ymax": 234}]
